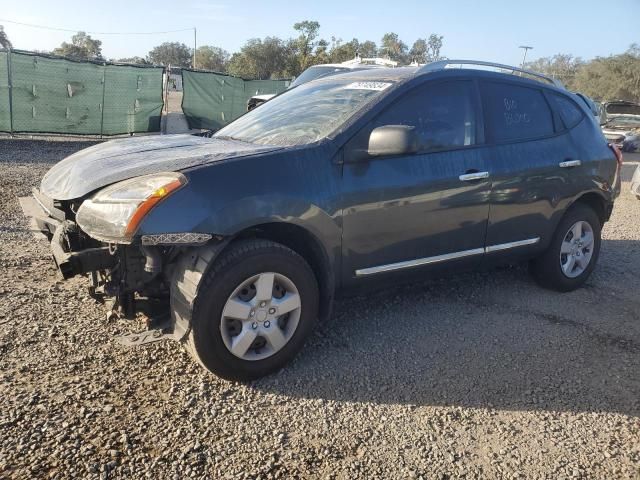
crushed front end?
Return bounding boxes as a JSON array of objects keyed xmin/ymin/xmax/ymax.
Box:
[
  {"xmin": 19, "ymin": 188, "xmax": 176, "ymax": 323},
  {"xmin": 18, "ymin": 171, "xmax": 216, "ymax": 345}
]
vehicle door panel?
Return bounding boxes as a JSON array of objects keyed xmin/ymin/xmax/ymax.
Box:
[{"xmin": 340, "ymin": 80, "xmax": 492, "ymax": 285}]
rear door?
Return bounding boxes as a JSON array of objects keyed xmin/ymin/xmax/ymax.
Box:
[
  {"xmin": 340, "ymin": 80, "xmax": 492, "ymax": 284},
  {"xmin": 480, "ymin": 80, "xmax": 579, "ymax": 256}
]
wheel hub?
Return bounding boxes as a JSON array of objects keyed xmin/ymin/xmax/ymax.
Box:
[
  {"xmin": 560, "ymin": 220, "xmax": 594, "ymax": 278},
  {"xmin": 219, "ymin": 272, "xmax": 302, "ymax": 361}
]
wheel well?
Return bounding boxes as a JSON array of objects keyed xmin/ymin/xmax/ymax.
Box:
[
  {"xmin": 231, "ymin": 223, "xmax": 335, "ymax": 322},
  {"xmin": 573, "ymin": 193, "xmax": 607, "ymax": 225}
]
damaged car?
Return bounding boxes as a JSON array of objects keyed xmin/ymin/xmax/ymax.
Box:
[
  {"xmin": 21, "ymin": 60, "xmax": 621, "ymax": 381},
  {"xmin": 601, "ymin": 100, "xmax": 640, "ymax": 152}
]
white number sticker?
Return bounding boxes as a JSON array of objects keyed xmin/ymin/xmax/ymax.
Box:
[{"xmin": 343, "ymin": 82, "xmax": 392, "ymax": 91}]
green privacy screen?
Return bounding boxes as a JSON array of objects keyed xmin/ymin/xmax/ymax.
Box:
[
  {"xmin": 182, "ymin": 69, "xmax": 290, "ymax": 130},
  {"xmin": 0, "ymin": 51, "xmax": 10, "ymax": 132},
  {"xmin": 0, "ymin": 50, "xmax": 164, "ymax": 135}
]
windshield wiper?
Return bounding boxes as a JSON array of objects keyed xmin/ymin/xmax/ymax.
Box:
[{"xmin": 214, "ymin": 135, "xmax": 253, "ymax": 144}]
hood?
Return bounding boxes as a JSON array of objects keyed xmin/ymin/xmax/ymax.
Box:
[{"xmin": 41, "ymin": 134, "xmax": 283, "ymax": 200}]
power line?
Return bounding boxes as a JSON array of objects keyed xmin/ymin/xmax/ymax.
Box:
[{"xmin": 0, "ymin": 18, "xmax": 194, "ymax": 36}]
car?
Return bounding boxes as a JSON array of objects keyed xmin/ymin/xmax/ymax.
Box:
[
  {"xmin": 631, "ymin": 163, "xmax": 640, "ymax": 200},
  {"xmin": 21, "ymin": 59, "xmax": 622, "ymax": 381},
  {"xmin": 246, "ymin": 57, "xmax": 397, "ymax": 110},
  {"xmin": 601, "ymin": 100, "xmax": 640, "ymax": 152}
]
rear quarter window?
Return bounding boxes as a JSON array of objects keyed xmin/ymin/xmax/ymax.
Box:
[
  {"xmin": 550, "ymin": 93, "xmax": 584, "ymax": 129},
  {"xmin": 481, "ymin": 81, "xmax": 554, "ymax": 143}
]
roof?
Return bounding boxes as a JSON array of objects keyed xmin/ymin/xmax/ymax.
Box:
[
  {"xmin": 312, "ymin": 67, "xmax": 419, "ymax": 83},
  {"xmin": 311, "ymin": 60, "xmax": 567, "ymax": 91}
]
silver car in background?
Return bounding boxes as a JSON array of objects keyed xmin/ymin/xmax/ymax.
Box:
[{"xmin": 601, "ymin": 101, "xmax": 640, "ymax": 152}]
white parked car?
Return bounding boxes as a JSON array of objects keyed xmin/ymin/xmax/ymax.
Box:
[{"xmin": 601, "ymin": 101, "xmax": 640, "ymax": 152}]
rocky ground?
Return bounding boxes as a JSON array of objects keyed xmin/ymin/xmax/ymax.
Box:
[{"xmin": 0, "ymin": 139, "xmax": 639, "ymax": 479}]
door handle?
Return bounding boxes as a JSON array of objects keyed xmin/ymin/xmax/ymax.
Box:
[
  {"xmin": 459, "ymin": 171, "xmax": 490, "ymax": 181},
  {"xmin": 559, "ymin": 160, "xmax": 581, "ymax": 168}
]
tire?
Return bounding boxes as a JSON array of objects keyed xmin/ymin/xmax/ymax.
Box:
[
  {"xmin": 174, "ymin": 239, "xmax": 319, "ymax": 381},
  {"xmin": 530, "ymin": 203, "xmax": 601, "ymax": 292}
]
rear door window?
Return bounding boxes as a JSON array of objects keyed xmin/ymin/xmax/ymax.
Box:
[{"xmin": 481, "ymin": 81, "xmax": 554, "ymax": 142}]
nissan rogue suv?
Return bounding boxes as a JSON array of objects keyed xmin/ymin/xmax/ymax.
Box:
[{"xmin": 21, "ymin": 60, "xmax": 622, "ymax": 381}]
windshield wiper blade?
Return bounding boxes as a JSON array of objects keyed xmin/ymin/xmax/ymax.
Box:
[{"xmin": 214, "ymin": 135, "xmax": 252, "ymax": 143}]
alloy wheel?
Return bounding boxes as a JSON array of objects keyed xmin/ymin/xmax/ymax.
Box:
[
  {"xmin": 219, "ymin": 272, "xmax": 302, "ymax": 361},
  {"xmin": 559, "ymin": 220, "xmax": 594, "ymax": 278}
]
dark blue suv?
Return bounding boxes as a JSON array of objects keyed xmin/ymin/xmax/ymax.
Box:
[{"xmin": 21, "ymin": 60, "xmax": 622, "ymax": 380}]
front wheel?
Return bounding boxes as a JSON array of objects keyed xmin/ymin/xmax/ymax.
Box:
[
  {"xmin": 530, "ymin": 203, "xmax": 602, "ymax": 292},
  {"xmin": 184, "ymin": 239, "xmax": 319, "ymax": 381}
]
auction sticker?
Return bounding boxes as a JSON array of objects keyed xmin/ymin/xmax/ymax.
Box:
[{"xmin": 344, "ymin": 82, "xmax": 393, "ymax": 91}]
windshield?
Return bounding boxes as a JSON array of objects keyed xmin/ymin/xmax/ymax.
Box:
[
  {"xmin": 606, "ymin": 103, "xmax": 640, "ymax": 116},
  {"xmin": 289, "ymin": 66, "xmax": 351, "ymax": 88},
  {"xmin": 215, "ymin": 79, "xmax": 394, "ymax": 146}
]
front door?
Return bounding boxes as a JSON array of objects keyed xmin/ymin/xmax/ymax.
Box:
[{"xmin": 341, "ymin": 80, "xmax": 492, "ymax": 284}]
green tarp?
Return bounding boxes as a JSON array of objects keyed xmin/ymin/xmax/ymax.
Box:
[
  {"xmin": 0, "ymin": 51, "xmax": 10, "ymax": 132},
  {"xmin": 182, "ymin": 69, "xmax": 290, "ymax": 130},
  {"xmin": 0, "ymin": 50, "xmax": 164, "ymax": 135}
]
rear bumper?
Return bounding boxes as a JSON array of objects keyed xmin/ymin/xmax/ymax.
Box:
[{"xmin": 19, "ymin": 194, "xmax": 115, "ymax": 279}]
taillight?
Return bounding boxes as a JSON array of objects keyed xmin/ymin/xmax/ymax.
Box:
[{"xmin": 609, "ymin": 143, "xmax": 623, "ymax": 166}]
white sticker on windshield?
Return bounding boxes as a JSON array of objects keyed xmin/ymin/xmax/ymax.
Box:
[{"xmin": 344, "ymin": 81, "xmax": 392, "ymax": 91}]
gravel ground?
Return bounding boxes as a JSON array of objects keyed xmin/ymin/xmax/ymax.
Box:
[{"xmin": 1, "ymin": 139, "xmax": 639, "ymax": 480}]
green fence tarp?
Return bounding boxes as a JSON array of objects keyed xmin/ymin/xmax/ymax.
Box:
[
  {"xmin": 102, "ymin": 64, "xmax": 164, "ymax": 135},
  {"xmin": 182, "ymin": 69, "xmax": 290, "ymax": 130},
  {"xmin": 0, "ymin": 52, "xmax": 10, "ymax": 132},
  {"xmin": 0, "ymin": 50, "xmax": 164, "ymax": 135}
]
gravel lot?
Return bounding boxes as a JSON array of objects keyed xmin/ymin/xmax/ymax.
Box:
[{"xmin": 1, "ymin": 138, "xmax": 639, "ymax": 479}]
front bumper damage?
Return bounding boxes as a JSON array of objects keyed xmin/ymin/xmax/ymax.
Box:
[
  {"xmin": 19, "ymin": 190, "xmax": 180, "ymax": 346},
  {"xmin": 19, "ymin": 191, "xmax": 115, "ymax": 279}
]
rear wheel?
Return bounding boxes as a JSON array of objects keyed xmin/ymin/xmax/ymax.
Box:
[
  {"xmin": 184, "ymin": 239, "xmax": 319, "ymax": 381},
  {"xmin": 530, "ymin": 203, "xmax": 601, "ymax": 292}
]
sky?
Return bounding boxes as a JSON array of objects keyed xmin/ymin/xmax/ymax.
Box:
[{"xmin": 0, "ymin": 0, "xmax": 638, "ymax": 65}]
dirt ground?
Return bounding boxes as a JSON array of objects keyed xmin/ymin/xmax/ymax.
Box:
[{"xmin": 0, "ymin": 139, "xmax": 638, "ymax": 479}]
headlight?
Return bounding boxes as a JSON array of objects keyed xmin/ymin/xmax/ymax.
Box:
[{"xmin": 76, "ymin": 172, "xmax": 186, "ymax": 244}]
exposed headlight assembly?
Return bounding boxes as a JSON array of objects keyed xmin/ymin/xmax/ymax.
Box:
[{"xmin": 76, "ymin": 172, "xmax": 186, "ymax": 244}]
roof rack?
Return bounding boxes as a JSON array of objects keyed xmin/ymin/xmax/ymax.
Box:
[{"xmin": 419, "ymin": 60, "xmax": 564, "ymax": 88}]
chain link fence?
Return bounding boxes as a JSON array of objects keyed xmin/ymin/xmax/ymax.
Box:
[
  {"xmin": 181, "ymin": 69, "xmax": 290, "ymax": 130},
  {"xmin": 0, "ymin": 49, "xmax": 165, "ymax": 136}
]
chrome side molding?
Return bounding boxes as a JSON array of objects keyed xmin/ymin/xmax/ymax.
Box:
[
  {"xmin": 559, "ymin": 160, "xmax": 581, "ymax": 168},
  {"xmin": 485, "ymin": 237, "xmax": 540, "ymax": 252},
  {"xmin": 355, "ymin": 237, "xmax": 540, "ymax": 277},
  {"xmin": 459, "ymin": 171, "xmax": 490, "ymax": 181}
]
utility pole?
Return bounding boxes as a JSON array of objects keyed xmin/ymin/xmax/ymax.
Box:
[
  {"xmin": 519, "ymin": 46, "xmax": 533, "ymax": 68},
  {"xmin": 193, "ymin": 27, "xmax": 197, "ymax": 69}
]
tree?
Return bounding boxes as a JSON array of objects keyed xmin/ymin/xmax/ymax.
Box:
[
  {"xmin": 329, "ymin": 38, "xmax": 360, "ymax": 63},
  {"xmin": 379, "ymin": 33, "xmax": 408, "ymax": 63},
  {"xmin": 293, "ymin": 20, "xmax": 321, "ymax": 70},
  {"xmin": 410, "ymin": 34, "xmax": 444, "ymax": 64},
  {"xmin": 359, "ymin": 40, "xmax": 377, "ymax": 58},
  {"xmin": 148, "ymin": 42, "xmax": 192, "ymax": 67},
  {"xmin": 313, "ymin": 39, "xmax": 331, "ymax": 65},
  {"xmin": 571, "ymin": 46, "xmax": 640, "ymax": 102},
  {"xmin": 525, "ymin": 54, "xmax": 584, "ymax": 90},
  {"xmin": 52, "ymin": 32, "xmax": 103, "ymax": 60},
  {"xmin": 0, "ymin": 25, "xmax": 12, "ymax": 49},
  {"xmin": 195, "ymin": 45, "xmax": 229, "ymax": 72},
  {"xmin": 226, "ymin": 37, "xmax": 291, "ymax": 79}
]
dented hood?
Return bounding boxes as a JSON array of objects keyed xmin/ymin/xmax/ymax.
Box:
[{"xmin": 41, "ymin": 134, "xmax": 282, "ymax": 200}]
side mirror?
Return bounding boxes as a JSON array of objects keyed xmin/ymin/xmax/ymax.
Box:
[{"xmin": 368, "ymin": 125, "xmax": 418, "ymax": 157}]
